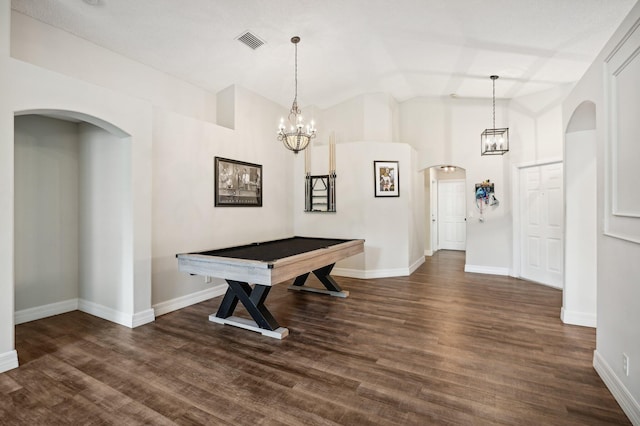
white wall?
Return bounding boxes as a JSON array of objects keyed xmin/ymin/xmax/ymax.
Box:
[
  {"xmin": 78, "ymin": 123, "xmax": 132, "ymax": 314},
  {"xmin": 0, "ymin": 0, "xmax": 16, "ymax": 371},
  {"xmin": 293, "ymin": 141, "xmax": 423, "ymax": 277},
  {"xmin": 318, "ymin": 93, "xmax": 399, "ymax": 144},
  {"xmin": 14, "ymin": 115, "xmax": 80, "ymax": 311},
  {"xmin": 563, "ymin": 3, "xmax": 640, "ymax": 422},
  {"xmin": 292, "ymin": 92, "xmax": 424, "ymax": 277},
  {"xmin": 508, "ymin": 86, "xmax": 570, "ymax": 165},
  {"xmin": 400, "ymin": 97, "xmax": 447, "ymax": 168},
  {"xmin": 151, "ymin": 88, "xmax": 294, "ymax": 310},
  {"xmin": 408, "ymin": 155, "xmax": 425, "ymax": 267},
  {"xmin": 1, "ymin": 6, "xmax": 161, "ymax": 370},
  {"xmin": 563, "ymin": 129, "xmax": 597, "ymax": 327},
  {"xmin": 10, "ymin": 11, "xmax": 216, "ymax": 123}
]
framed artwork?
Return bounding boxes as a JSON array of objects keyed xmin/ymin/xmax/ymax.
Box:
[
  {"xmin": 214, "ymin": 157, "xmax": 262, "ymax": 207},
  {"xmin": 374, "ymin": 161, "xmax": 399, "ymax": 197}
]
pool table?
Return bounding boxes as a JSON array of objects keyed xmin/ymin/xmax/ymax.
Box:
[{"xmin": 176, "ymin": 237, "xmax": 364, "ymax": 338}]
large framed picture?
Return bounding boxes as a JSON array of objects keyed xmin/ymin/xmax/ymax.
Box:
[
  {"xmin": 374, "ymin": 160, "xmax": 399, "ymax": 197},
  {"xmin": 214, "ymin": 157, "xmax": 262, "ymax": 207}
]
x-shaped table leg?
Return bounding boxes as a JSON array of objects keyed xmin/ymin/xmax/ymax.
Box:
[{"xmin": 210, "ymin": 280, "xmax": 288, "ymax": 339}]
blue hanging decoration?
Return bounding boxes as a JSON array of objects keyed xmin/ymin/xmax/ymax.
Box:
[{"xmin": 475, "ymin": 180, "xmax": 498, "ymax": 221}]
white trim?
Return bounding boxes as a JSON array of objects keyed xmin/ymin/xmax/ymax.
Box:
[
  {"xmin": 464, "ymin": 264, "xmax": 510, "ymax": 276},
  {"xmin": 424, "ymin": 249, "xmax": 433, "ymax": 256},
  {"xmin": 0, "ymin": 350, "xmax": 19, "ymax": 373},
  {"xmin": 560, "ymin": 307, "xmax": 596, "ymax": 328},
  {"xmin": 334, "ymin": 267, "xmax": 410, "ymax": 279},
  {"xmin": 512, "ymin": 163, "xmax": 522, "ymax": 278},
  {"xmin": 132, "ymin": 309, "xmax": 155, "ymax": 328},
  {"xmin": 603, "ymin": 16, "xmax": 640, "ymax": 245},
  {"xmin": 409, "ymin": 256, "xmax": 425, "ymax": 274},
  {"xmin": 512, "ymin": 158, "xmax": 564, "ymax": 170},
  {"xmin": 78, "ymin": 299, "xmax": 148, "ymax": 329},
  {"xmin": 13, "ymin": 298, "xmax": 154, "ymax": 328},
  {"xmin": 153, "ymin": 285, "xmax": 227, "ymax": 317},
  {"xmin": 14, "ymin": 298, "xmax": 78, "ymax": 325},
  {"xmin": 334, "ymin": 258, "xmax": 425, "ymax": 280},
  {"xmin": 603, "ymin": 230, "xmax": 640, "ymax": 245},
  {"xmin": 593, "ymin": 350, "xmax": 640, "ymax": 425}
]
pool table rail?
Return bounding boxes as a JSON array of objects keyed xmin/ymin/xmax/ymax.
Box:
[{"xmin": 177, "ymin": 238, "xmax": 364, "ymax": 286}]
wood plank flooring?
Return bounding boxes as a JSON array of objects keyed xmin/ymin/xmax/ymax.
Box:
[{"xmin": 2, "ymin": 250, "xmax": 630, "ymax": 425}]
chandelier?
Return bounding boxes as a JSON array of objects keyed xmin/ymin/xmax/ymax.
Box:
[
  {"xmin": 480, "ymin": 75, "xmax": 509, "ymax": 155},
  {"xmin": 278, "ymin": 36, "xmax": 316, "ymax": 154}
]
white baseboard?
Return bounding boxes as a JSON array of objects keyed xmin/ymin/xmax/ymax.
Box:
[
  {"xmin": 593, "ymin": 350, "xmax": 640, "ymax": 425},
  {"xmin": 132, "ymin": 309, "xmax": 155, "ymax": 328},
  {"xmin": 334, "ymin": 265, "xmax": 416, "ymax": 279},
  {"xmin": 0, "ymin": 350, "xmax": 19, "ymax": 373},
  {"xmin": 424, "ymin": 249, "xmax": 433, "ymax": 257},
  {"xmin": 409, "ymin": 256, "xmax": 425, "ymax": 274},
  {"xmin": 153, "ymin": 285, "xmax": 227, "ymax": 317},
  {"xmin": 14, "ymin": 298, "xmax": 154, "ymax": 329},
  {"xmin": 464, "ymin": 264, "xmax": 510, "ymax": 276},
  {"xmin": 561, "ymin": 307, "xmax": 597, "ymax": 328},
  {"xmin": 14, "ymin": 298, "xmax": 79, "ymax": 325},
  {"xmin": 78, "ymin": 299, "xmax": 152, "ymax": 329}
]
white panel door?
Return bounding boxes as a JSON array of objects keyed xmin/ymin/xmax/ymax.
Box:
[
  {"xmin": 520, "ymin": 163, "xmax": 563, "ymax": 288},
  {"xmin": 430, "ymin": 176, "xmax": 438, "ymax": 253},
  {"xmin": 438, "ymin": 180, "xmax": 466, "ymax": 251}
]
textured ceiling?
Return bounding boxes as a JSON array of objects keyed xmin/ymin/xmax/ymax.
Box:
[{"xmin": 10, "ymin": 0, "xmax": 638, "ymax": 109}]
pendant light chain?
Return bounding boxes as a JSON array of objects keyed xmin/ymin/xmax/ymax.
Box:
[
  {"xmin": 294, "ymin": 41, "xmax": 298, "ymax": 107},
  {"xmin": 289, "ymin": 36, "xmax": 301, "ymax": 118},
  {"xmin": 492, "ymin": 76, "xmax": 496, "ymax": 130}
]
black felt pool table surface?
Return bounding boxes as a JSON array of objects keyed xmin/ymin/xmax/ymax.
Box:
[{"xmin": 193, "ymin": 237, "xmax": 351, "ymax": 262}]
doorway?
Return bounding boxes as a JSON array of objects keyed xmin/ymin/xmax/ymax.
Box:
[{"xmin": 426, "ymin": 166, "xmax": 466, "ymax": 254}]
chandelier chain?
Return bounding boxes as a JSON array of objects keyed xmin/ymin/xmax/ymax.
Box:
[
  {"xmin": 294, "ymin": 41, "xmax": 298, "ymax": 106},
  {"xmin": 492, "ymin": 76, "xmax": 496, "ymax": 130}
]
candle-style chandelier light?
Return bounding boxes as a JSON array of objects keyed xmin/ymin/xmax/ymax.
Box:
[
  {"xmin": 480, "ymin": 75, "xmax": 509, "ymax": 156},
  {"xmin": 278, "ymin": 36, "xmax": 316, "ymax": 154}
]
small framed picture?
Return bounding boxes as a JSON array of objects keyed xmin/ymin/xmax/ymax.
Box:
[
  {"xmin": 374, "ymin": 161, "xmax": 399, "ymax": 197},
  {"xmin": 214, "ymin": 157, "xmax": 262, "ymax": 207}
]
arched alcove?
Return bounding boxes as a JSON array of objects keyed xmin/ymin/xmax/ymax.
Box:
[
  {"xmin": 562, "ymin": 100, "xmax": 597, "ymax": 327},
  {"xmin": 13, "ymin": 109, "xmax": 144, "ymax": 329}
]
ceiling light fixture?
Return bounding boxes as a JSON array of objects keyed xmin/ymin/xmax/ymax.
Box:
[
  {"xmin": 278, "ymin": 36, "xmax": 316, "ymax": 154},
  {"xmin": 440, "ymin": 165, "xmax": 457, "ymax": 173},
  {"xmin": 481, "ymin": 75, "xmax": 509, "ymax": 156}
]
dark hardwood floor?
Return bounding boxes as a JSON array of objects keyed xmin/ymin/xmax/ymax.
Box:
[{"xmin": 1, "ymin": 250, "xmax": 630, "ymax": 425}]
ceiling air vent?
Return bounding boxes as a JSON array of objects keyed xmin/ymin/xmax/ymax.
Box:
[{"xmin": 236, "ymin": 31, "xmax": 265, "ymax": 50}]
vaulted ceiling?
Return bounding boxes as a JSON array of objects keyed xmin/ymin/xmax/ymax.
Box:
[{"xmin": 11, "ymin": 0, "xmax": 638, "ymax": 109}]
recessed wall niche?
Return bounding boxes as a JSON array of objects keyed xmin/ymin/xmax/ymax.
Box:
[{"xmin": 14, "ymin": 113, "xmax": 132, "ymax": 323}]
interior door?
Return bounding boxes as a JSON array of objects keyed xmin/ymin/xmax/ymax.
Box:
[
  {"xmin": 430, "ymin": 175, "xmax": 438, "ymax": 252},
  {"xmin": 520, "ymin": 163, "xmax": 563, "ymax": 288},
  {"xmin": 438, "ymin": 180, "xmax": 466, "ymax": 250}
]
